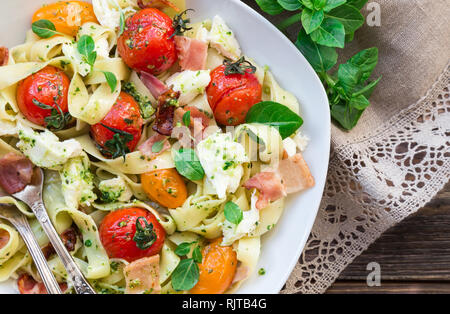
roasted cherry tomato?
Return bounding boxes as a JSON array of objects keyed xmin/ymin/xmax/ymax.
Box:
[
  {"xmin": 90, "ymin": 92, "xmax": 144, "ymax": 159},
  {"xmin": 17, "ymin": 65, "xmax": 71, "ymax": 128},
  {"xmin": 17, "ymin": 274, "xmax": 67, "ymax": 294},
  {"xmin": 32, "ymin": 1, "xmax": 98, "ymax": 37},
  {"xmin": 117, "ymin": 8, "xmax": 177, "ymax": 75},
  {"xmin": 190, "ymin": 238, "xmax": 237, "ymax": 294},
  {"xmin": 99, "ymin": 207, "xmax": 166, "ymax": 262},
  {"xmin": 206, "ymin": 65, "xmax": 262, "ymax": 126},
  {"xmin": 141, "ymin": 169, "xmax": 187, "ymax": 208}
]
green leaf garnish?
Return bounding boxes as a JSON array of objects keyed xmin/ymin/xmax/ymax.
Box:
[
  {"xmin": 277, "ymin": 0, "xmax": 302, "ymax": 11},
  {"xmin": 182, "ymin": 110, "xmax": 191, "ymax": 127},
  {"xmin": 122, "ymin": 82, "xmax": 155, "ymax": 119},
  {"xmin": 77, "ymin": 35, "xmax": 97, "ymax": 67},
  {"xmin": 119, "ymin": 10, "xmax": 125, "ymax": 36},
  {"xmin": 224, "ymin": 201, "xmax": 243, "ymax": 225},
  {"xmin": 301, "ymin": 8, "xmax": 324, "ymax": 34},
  {"xmin": 223, "ymin": 57, "xmax": 257, "ymax": 76},
  {"xmin": 171, "ymin": 258, "xmax": 199, "ymax": 291},
  {"xmin": 132, "ymin": 217, "xmax": 157, "ymax": 250},
  {"xmin": 173, "ymin": 148, "xmax": 205, "ymax": 181},
  {"xmin": 99, "ymin": 124, "xmax": 133, "ymax": 160},
  {"xmin": 31, "ymin": 19, "xmax": 64, "ymax": 38},
  {"xmin": 32, "ymin": 98, "xmax": 71, "ymax": 131},
  {"xmin": 310, "ymin": 17, "xmax": 345, "ymax": 48},
  {"xmin": 245, "ymin": 101, "xmax": 303, "ymax": 139},
  {"xmin": 102, "ymin": 71, "xmax": 118, "ymax": 93},
  {"xmin": 171, "ymin": 9, "xmax": 194, "ymax": 38},
  {"xmin": 175, "ymin": 242, "xmax": 195, "ymax": 256},
  {"xmin": 192, "ymin": 246, "xmax": 202, "ymax": 264}
]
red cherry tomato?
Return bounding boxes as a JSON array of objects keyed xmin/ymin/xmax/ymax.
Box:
[
  {"xmin": 16, "ymin": 65, "xmax": 70, "ymax": 127},
  {"xmin": 90, "ymin": 92, "xmax": 143, "ymax": 158},
  {"xmin": 99, "ymin": 207, "xmax": 166, "ymax": 262},
  {"xmin": 206, "ymin": 65, "xmax": 262, "ymax": 126},
  {"xmin": 117, "ymin": 8, "xmax": 177, "ymax": 75}
]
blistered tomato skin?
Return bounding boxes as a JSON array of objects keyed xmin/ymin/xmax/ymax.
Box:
[
  {"xmin": 206, "ymin": 65, "xmax": 262, "ymax": 126},
  {"xmin": 16, "ymin": 65, "xmax": 70, "ymax": 127},
  {"xmin": 90, "ymin": 92, "xmax": 144, "ymax": 157},
  {"xmin": 32, "ymin": 1, "xmax": 98, "ymax": 36},
  {"xmin": 99, "ymin": 207, "xmax": 166, "ymax": 262},
  {"xmin": 190, "ymin": 238, "xmax": 238, "ymax": 294},
  {"xmin": 141, "ymin": 169, "xmax": 188, "ymax": 208},
  {"xmin": 117, "ymin": 8, "xmax": 177, "ymax": 75}
]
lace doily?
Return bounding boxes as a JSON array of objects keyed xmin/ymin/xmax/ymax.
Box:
[{"xmin": 282, "ymin": 65, "xmax": 450, "ymax": 294}]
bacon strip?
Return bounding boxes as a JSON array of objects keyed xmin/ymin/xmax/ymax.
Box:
[
  {"xmin": 0, "ymin": 153, "xmax": 34, "ymax": 194},
  {"xmin": 152, "ymin": 88, "xmax": 180, "ymax": 136},
  {"xmin": 244, "ymin": 153, "xmax": 315, "ymax": 209},
  {"xmin": 41, "ymin": 226, "xmax": 80, "ymax": 259},
  {"xmin": 0, "ymin": 47, "xmax": 9, "ymax": 66},
  {"xmin": 140, "ymin": 71, "xmax": 168, "ymax": 99},
  {"xmin": 124, "ymin": 255, "xmax": 161, "ymax": 294},
  {"xmin": 17, "ymin": 274, "xmax": 67, "ymax": 294},
  {"xmin": 174, "ymin": 36, "xmax": 208, "ymax": 71},
  {"xmin": 137, "ymin": 0, "xmax": 180, "ymax": 12},
  {"xmin": 138, "ymin": 133, "xmax": 171, "ymax": 158}
]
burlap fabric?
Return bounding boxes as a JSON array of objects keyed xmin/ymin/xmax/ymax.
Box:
[{"xmin": 243, "ymin": 0, "xmax": 450, "ymax": 293}]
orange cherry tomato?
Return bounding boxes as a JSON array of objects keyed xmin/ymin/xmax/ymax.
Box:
[
  {"xmin": 32, "ymin": 1, "xmax": 98, "ymax": 37},
  {"xmin": 99, "ymin": 207, "xmax": 166, "ymax": 262},
  {"xmin": 141, "ymin": 169, "xmax": 187, "ymax": 208},
  {"xmin": 17, "ymin": 65, "xmax": 71, "ymax": 128},
  {"xmin": 190, "ymin": 238, "xmax": 237, "ymax": 294},
  {"xmin": 206, "ymin": 65, "xmax": 262, "ymax": 126}
]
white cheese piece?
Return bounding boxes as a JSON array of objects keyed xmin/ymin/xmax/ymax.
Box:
[
  {"xmin": 294, "ymin": 131, "xmax": 309, "ymax": 152},
  {"xmin": 92, "ymin": 0, "xmax": 121, "ymax": 31},
  {"xmin": 197, "ymin": 131, "xmax": 248, "ymax": 199},
  {"xmin": 283, "ymin": 137, "xmax": 297, "ymax": 157},
  {"xmin": 62, "ymin": 43, "xmax": 92, "ymax": 77},
  {"xmin": 60, "ymin": 155, "xmax": 97, "ymax": 209},
  {"xmin": 98, "ymin": 176, "xmax": 133, "ymax": 203},
  {"xmin": 16, "ymin": 123, "xmax": 83, "ymax": 170},
  {"xmin": 208, "ymin": 15, "xmax": 241, "ymax": 61},
  {"xmin": 222, "ymin": 192, "xmax": 260, "ymax": 246},
  {"xmin": 166, "ymin": 70, "xmax": 211, "ymax": 105}
]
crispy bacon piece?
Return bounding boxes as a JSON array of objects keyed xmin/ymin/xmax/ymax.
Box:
[
  {"xmin": 0, "ymin": 153, "xmax": 34, "ymax": 194},
  {"xmin": 140, "ymin": 71, "xmax": 168, "ymax": 99},
  {"xmin": 138, "ymin": 133, "xmax": 171, "ymax": 158},
  {"xmin": 0, "ymin": 47, "xmax": 9, "ymax": 66},
  {"xmin": 41, "ymin": 226, "xmax": 80, "ymax": 259},
  {"xmin": 152, "ymin": 88, "xmax": 180, "ymax": 136},
  {"xmin": 137, "ymin": 0, "xmax": 180, "ymax": 12},
  {"xmin": 174, "ymin": 36, "xmax": 208, "ymax": 71},
  {"xmin": 17, "ymin": 274, "xmax": 67, "ymax": 294},
  {"xmin": 244, "ymin": 153, "xmax": 315, "ymax": 209},
  {"xmin": 124, "ymin": 255, "xmax": 161, "ymax": 294}
]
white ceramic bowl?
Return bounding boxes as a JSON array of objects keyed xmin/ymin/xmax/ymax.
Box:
[{"xmin": 0, "ymin": 0, "xmax": 330, "ymax": 294}]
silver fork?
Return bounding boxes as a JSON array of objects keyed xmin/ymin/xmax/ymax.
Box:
[
  {"xmin": 0, "ymin": 204, "xmax": 61, "ymax": 294},
  {"xmin": 12, "ymin": 168, "xmax": 96, "ymax": 294}
]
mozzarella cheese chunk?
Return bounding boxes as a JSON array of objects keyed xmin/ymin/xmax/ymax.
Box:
[
  {"xmin": 222, "ymin": 192, "xmax": 260, "ymax": 246},
  {"xmin": 92, "ymin": 0, "xmax": 121, "ymax": 31},
  {"xmin": 294, "ymin": 131, "xmax": 309, "ymax": 152},
  {"xmin": 17, "ymin": 123, "xmax": 83, "ymax": 170},
  {"xmin": 166, "ymin": 70, "xmax": 211, "ymax": 105},
  {"xmin": 208, "ymin": 15, "xmax": 241, "ymax": 60},
  {"xmin": 283, "ymin": 137, "xmax": 297, "ymax": 157},
  {"xmin": 197, "ymin": 132, "xmax": 248, "ymax": 199},
  {"xmin": 62, "ymin": 43, "xmax": 92, "ymax": 77},
  {"xmin": 60, "ymin": 155, "xmax": 97, "ymax": 209},
  {"xmin": 99, "ymin": 176, "xmax": 133, "ymax": 203}
]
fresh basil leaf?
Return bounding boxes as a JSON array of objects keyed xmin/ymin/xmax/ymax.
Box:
[
  {"xmin": 337, "ymin": 62, "xmax": 362, "ymax": 94},
  {"xmin": 346, "ymin": 0, "xmax": 368, "ymax": 9},
  {"xmin": 32, "ymin": 19, "xmax": 60, "ymax": 38},
  {"xmin": 346, "ymin": 47, "xmax": 379, "ymax": 82},
  {"xmin": 330, "ymin": 100, "xmax": 363, "ymax": 130},
  {"xmin": 301, "ymin": 0, "xmax": 314, "ymax": 9},
  {"xmin": 192, "ymin": 246, "xmax": 202, "ymax": 264},
  {"xmin": 313, "ymin": 0, "xmax": 327, "ymax": 10},
  {"xmin": 301, "ymin": 8, "xmax": 324, "ymax": 34},
  {"xmin": 310, "ymin": 17, "xmax": 345, "ymax": 48},
  {"xmin": 152, "ymin": 140, "xmax": 164, "ymax": 153},
  {"xmin": 175, "ymin": 242, "xmax": 194, "ymax": 256},
  {"xmin": 119, "ymin": 10, "xmax": 125, "ymax": 36},
  {"xmin": 182, "ymin": 110, "xmax": 191, "ymax": 127},
  {"xmin": 352, "ymin": 76, "xmax": 381, "ymax": 99},
  {"xmin": 77, "ymin": 35, "xmax": 97, "ymax": 66},
  {"xmin": 255, "ymin": 0, "xmax": 285, "ymax": 15},
  {"xmin": 325, "ymin": 4, "xmax": 364, "ymax": 34},
  {"xmin": 296, "ymin": 29, "xmax": 338, "ymax": 73},
  {"xmin": 224, "ymin": 201, "xmax": 244, "ymax": 225},
  {"xmin": 245, "ymin": 101, "xmax": 303, "ymax": 139},
  {"xmin": 323, "ymin": 0, "xmax": 347, "ymax": 12},
  {"xmin": 102, "ymin": 71, "xmax": 117, "ymax": 93},
  {"xmin": 171, "ymin": 258, "xmax": 199, "ymax": 291},
  {"xmin": 349, "ymin": 94, "xmax": 370, "ymax": 110},
  {"xmin": 173, "ymin": 148, "xmax": 205, "ymax": 181},
  {"xmin": 277, "ymin": 0, "xmax": 302, "ymax": 11}
]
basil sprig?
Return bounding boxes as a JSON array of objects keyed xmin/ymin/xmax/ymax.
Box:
[
  {"xmin": 256, "ymin": 0, "xmax": 380, "ymax": 130},
  {"xmin": 77, "ymin": 35, "xmax": 118, "ymax": 93},
  {"xmin": 31, "ymin": 19, "xmax": 65, "ymax": 38},
  {"xmin": 132, "ymin": 217, "xmax": 157, "ymax": 250},
  {"xmin": 245, "ymin": 101, "xmax": 303, "ymax": 139},
  {"xmin": 99, "ymin": 123, "xmax": 133, "ymax": 160},
  {"xmin": 32, "ymin": 98, "xmax": 72, "ymax": 131},
  {"xmin": 171, "ymin": 241, "xmax": 203, "ymax": 291},
  {"xmin": 224, "ymin": 201, "xmax": 244, "ymax": 225},
  {"xmin": 173, "ymin": 148, "xmax": 205, "ymax": 181}
]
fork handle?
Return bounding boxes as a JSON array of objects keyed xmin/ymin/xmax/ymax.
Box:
[
  {"xmin": 31, "ymin": 201, "xmax": 96, "ymax": 294},
  {"xmin": 9, "ymin": 215, "xmax": 62, "ymax": 294}
]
